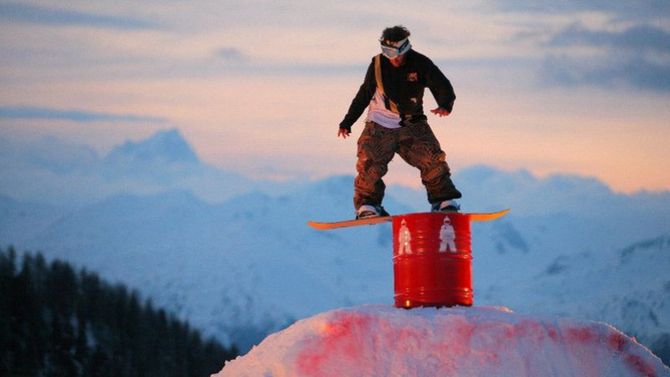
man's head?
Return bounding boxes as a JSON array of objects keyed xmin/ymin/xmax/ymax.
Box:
[
  {"xmin": 381, "ymin": 26, "xmax": 411, "ymax": 43},
  {"xmin": 379, "ymin": 25, "xmax": 411, "ymax": 60}
]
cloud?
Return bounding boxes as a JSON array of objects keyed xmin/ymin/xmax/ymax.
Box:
[
  {"xmin": 540, "ymin": 23, "xmax": 670, "ymax": 92},
  {"xmin": 0, "ymin": 106, "xmax": 168, "ymax": 124},
  {"xmin": 497, "ymin": 1, "xmax": 670, "ymax": 19},
  {"xmin": 214, "ymin": 47, "xmax": 249, "ymax": 63},
  {"xmin": 541, "ymin": 54, "xmax": 670, "ymax": 92},
  {"xmin": 549, "ymin": 24, "xmax": 670, "ymax": 54},
  {"xmin": 495, "ymin": 0, "xmax": 670, "ymax": 92},
  {"xmin": 0, "ymin": 2, "xmax": 158, "ymax": 30}
]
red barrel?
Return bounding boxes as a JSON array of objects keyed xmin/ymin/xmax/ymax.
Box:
[{"xmin": 393, "ymin": 213, "xmax": 472, "ymax": 308}]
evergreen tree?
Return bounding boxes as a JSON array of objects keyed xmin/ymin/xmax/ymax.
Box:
[
  {"xmin": 0, "ymin": 247, "xmax": 16, "ymax": 374},
  {"xmin": 0, "ymin": 247, "xmax": 238, "ymax": 377}
]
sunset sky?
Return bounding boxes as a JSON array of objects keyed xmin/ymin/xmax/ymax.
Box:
[{"xmin": 1, "ymin": 1, "xmax": 669, "ymax": 193}]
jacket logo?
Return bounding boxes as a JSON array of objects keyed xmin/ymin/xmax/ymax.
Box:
[{"xmin": 407, "ymin": 72, "xmax": 418, "ymax": 82}]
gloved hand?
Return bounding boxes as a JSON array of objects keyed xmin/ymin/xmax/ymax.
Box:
[{"xmin": 338, "ymin": 126, "xmax": 351, "ymax": 139}]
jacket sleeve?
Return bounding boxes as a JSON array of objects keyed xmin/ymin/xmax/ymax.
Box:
[
  {"xmin": 339, "ymin": 59, "xmax": 376, "ymax": 131},
  {"xmin": 425, "ymin": 59, "xmax": 456, "ymax": 113}
]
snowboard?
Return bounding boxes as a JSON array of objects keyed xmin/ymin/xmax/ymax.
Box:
[{"xmin": 308, "ymin": 209, "xmax": 510, "ymax": 230}]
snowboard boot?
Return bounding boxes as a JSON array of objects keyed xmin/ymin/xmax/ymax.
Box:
[
  {"xmin": 431, "ymin": 199, "xmax": 460, "ymax": 213},
  {"xmin": 356, "ymin": 204, "xmax": 390, "ymax": 219}
]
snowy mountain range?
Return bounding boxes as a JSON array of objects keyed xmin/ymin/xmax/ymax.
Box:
[
  {"xmin": 1, "ymin": 129, "xmax": 668, "ymax": 362},
  {"xmin": 0, "ymin": 129, "xmax": 259, "ymax": 205}
]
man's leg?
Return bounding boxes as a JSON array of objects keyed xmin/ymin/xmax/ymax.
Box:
[
  {"xmin": 398, "ymin": 121, "xmax": 461, "ymax": 204},
  {"xmin": 354, "ymin": 122, "xmax": 398, "ymax": 210}
]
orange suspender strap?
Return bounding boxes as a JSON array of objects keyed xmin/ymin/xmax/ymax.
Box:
[{"xmin": 374, "ymin": 54, "xmax": 400, "ymax": 114}]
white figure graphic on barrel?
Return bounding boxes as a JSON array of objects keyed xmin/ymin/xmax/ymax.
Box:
[
  {"xmin": 439, "ymin": 216, "xmax": 457, "ymax": 253},
  {"xmin": 398, "ymin": 219, "xmax": 412, "ymax": 255}
]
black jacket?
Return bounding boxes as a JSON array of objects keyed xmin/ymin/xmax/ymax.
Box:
[{"xmin": 339, "ymin": 49, "xmax": 456, "ymax": 130}]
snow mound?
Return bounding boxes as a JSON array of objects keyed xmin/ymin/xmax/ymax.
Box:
[{"xmin": 214, "ymin": 305, "xmax": 668, "ymax": 377}]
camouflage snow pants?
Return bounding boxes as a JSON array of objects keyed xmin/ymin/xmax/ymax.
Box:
[{"xmin": 354, "ymin": 120, "xmax": 462, "ymax": 210}]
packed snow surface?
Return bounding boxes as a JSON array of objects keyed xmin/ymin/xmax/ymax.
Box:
[{"xmin": 214, "ymin": 305, "xmax": 669, "ymax": 377}]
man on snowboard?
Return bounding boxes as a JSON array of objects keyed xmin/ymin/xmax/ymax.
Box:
[{"xmin": 338, "ymin": 25, "xmax": 462, "ymax": 219}]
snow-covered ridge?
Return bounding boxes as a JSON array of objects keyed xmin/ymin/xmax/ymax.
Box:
[
  {"xmin": 0, "ymin": 129, "xmax": 254, "ymax": 204},
  {"xmin": 215, "ymin": 305, "xmax": 669, "ymax": 377},
  {"xmin": 105, "ymin": 129, "xmax": 200, "ymax": 165}
]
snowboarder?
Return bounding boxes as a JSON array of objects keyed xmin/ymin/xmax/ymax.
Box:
[{"xmin": 338, "ymin": 25, "xmax": 462, "ymax": 219}]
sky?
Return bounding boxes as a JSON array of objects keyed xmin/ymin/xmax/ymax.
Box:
[{"xmin": 1, "ymin": 0, "xmax": 669, "ymax": 193}]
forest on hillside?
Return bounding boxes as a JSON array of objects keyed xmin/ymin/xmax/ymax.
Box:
[{"xmin": 0, "ymin": 247, "xmax": 237, "ymax": 377}]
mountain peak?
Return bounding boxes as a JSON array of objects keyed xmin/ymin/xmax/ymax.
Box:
[{"xmin": 105, "ymin": 129, "xmax": 200, "ymax": 165}]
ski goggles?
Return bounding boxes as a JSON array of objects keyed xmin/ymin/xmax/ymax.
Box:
[{"xmin": 380, "ymin": 37, "xmax": 411, "ymax": 59}]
